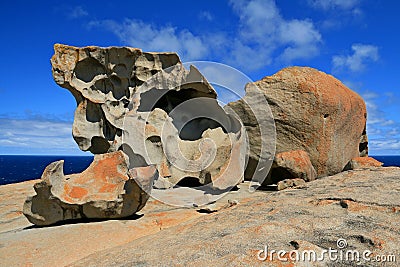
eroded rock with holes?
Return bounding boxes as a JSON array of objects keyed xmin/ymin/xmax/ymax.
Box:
[
  {"xmin": 23, "ymin": 151, "xmax": 157, "ymax": 226},
  {"xmin": 229, "ymin": 67, "xmax": 368, "ymax": 183},
  {"xmin": 123, "ymin": 65, "xmax": 246, "ymax": 190},
  {"xmin": 51, "ymin": 44, "xmax": 246, "ymax": 191},
  {"xmin": 51, "ymin": 44, "xmax": 182, "ymax": 154}
]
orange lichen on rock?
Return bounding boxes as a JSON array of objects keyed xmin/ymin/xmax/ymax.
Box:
[
  {"xmin": 23, "ymin": 151, "xmax": 158, "ymax": 226},
  {"xmin": 346, "ymin": 156, "xmax": 383, "ymax": 170},
  {"xmin": 230, "ymin": 67, "xmax": 368, "ymax": 182}
]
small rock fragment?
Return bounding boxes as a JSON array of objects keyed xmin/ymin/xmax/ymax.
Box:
[{"xmin": 277, "ymin": 178, "xmax": 306, "ymax": 191}]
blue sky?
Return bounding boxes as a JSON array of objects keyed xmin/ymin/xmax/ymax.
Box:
[{"xmin": 0, "ymin": 0, "xmax": 399, "ymax": 155}]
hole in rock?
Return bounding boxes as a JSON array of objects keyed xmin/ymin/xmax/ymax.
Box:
[
  {"xmin": 74, "ymin": 57, "xmax": 106, "ymax": 83},
  {"xmin": 176, "ymin": 177, "xmax": 203, "ymax": 187},
  {"xmin": 147, "ymin": 136, "xmax": 161, "ymax": 144},
  {"xmin": 120, "ymin": 144, "xmax": 148, "ymax": 168},
  {"xmin": 359, "ymin": 142, "xmax": 368, "ymax": 154},
  {"xmin": 90, "ymin": 137, "xmax": 110, "ymax": 154},
  {"xmin": 179, "ymin": 117, "xmax": 226, "ymax": 141},
  {"xmin": 85, "ymin": 101, "xmax": 102, "ymax": 123},
  {"xmin": 270, "ymin": 167, "xmax": 293, "ymax": 184},
  {"xmin": 93, "ymin": 79, "xmax": 113, "ymax": 94},
  {"xmin": 137, "ymin": 88, "xmax": 211, "ymax": 113}
]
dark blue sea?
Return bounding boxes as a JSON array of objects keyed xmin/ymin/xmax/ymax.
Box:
[
  {"xmin": 0, "ymin": 155, "xmax": 93, "ymax": 185},
  {"xmin": 0, "ymin": 155, "xmax": 399, "ymax": 185}
]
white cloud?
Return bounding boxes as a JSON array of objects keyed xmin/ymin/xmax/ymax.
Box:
[
  {"xmin": 68, "ymin": 6, "xmax": 88, "ymax": 19},
  {"xmin": 229, "ymin": 0, "xmax": 321, "ymax": 66},
  {"xmin": 309, "ymin": 0, "xmax": 359, "ymax": 11},
  {"xmin": 89, "ymin": 19, "xmax": 208, "ymax": 61},
  {"xmin": 88, "ymin": 0, "xmax": 322, "ymax": 71},
  {"xmin": 332, "ymin": 44, "xmax": 379, "ymax": 72},
  {"xmin": 355, "ymin": 91, "xmax": 400, "ymax": 155},
  {"xmin": 0, "ymin": 118, "xmax": 85, "ymax": 155},
  {"xmin": 370, "ymin": 139, "xmax": 400, "ymax": 152},
  {"xmin": 198, "ymin": 11, "xmax": 213, "ymax": 21}
]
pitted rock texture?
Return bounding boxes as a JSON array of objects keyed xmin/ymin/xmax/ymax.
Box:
[
  {"xmin": 51, "ymin": 44, "xmax": 182, "ymax": 154},
  {"xmin": 23, "ymin": 151, "xmax": 157, "ymax": 225},
  {"xmin": 229, "ymin": 66, "xmax": 368, "ymax": 181},
  {"xmin": 52, "ymin": 44, "xmax": 245, "ymax": 190},
  {"xmin": 123, "ymin": 65, "xmax": 245, "ymax": 190}
]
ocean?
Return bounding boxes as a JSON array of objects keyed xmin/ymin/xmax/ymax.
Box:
[
  {"xmin": 0, "ymin": 155, "xmax": 399, "ymax": 185},
  {"xmin": 0, "ymin": 155, "xmax": 93, "ymax": 185}
]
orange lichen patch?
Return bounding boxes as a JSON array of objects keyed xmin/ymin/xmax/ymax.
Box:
[
  {"xmin": 70, "ymin": 152, "xmax": 128, "ymax": 188},
  {"xmin": 52, "ymin": 152, "xmax": 133, "ymax": 203},
  {"xmin": 69, "ymin": 186, "xmax": 88, "ymax": 199},
  {"xmin": 145, "ymin": 124, "xmax": 159, "ymax": 136},
  {"xmin": 350, "ymin": 157, "xmax": 383, "ymax": 169},
  {"xmin": 372, "ymin": 238, "xmax": 385, "ymax": 249},
  {"xmin": 346, "ymin": 201, "xmax": 394, "ymax": 213},
  {"xmin": 277, "ymin": 150, "xmax": 308, "ymax": 169},
  {"xmin": 98, "ymin": 183, "xmax": 119, "ymax": 193}
]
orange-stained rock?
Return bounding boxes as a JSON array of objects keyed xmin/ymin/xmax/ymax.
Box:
[
  {"xmin": 23, "ymin": 151, "xmax": 157, "ymax": 226},
  {"xmin": 229, "ymin": 67, "xmax": 367, "ymax": 181},
  {"xmin": 270, "ymin": 150, "xmax": 317, "ymax": 184},
  {"xmin": 346, "ymin": 156, "xmax": 383, "ymax": 170}
]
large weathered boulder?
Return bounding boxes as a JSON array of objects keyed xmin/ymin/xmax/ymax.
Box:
[
  {"xmin": 23, "ymin": 151, "xmax": 157, "ymax": 226},
  {"xmin": 51, "ymin": 44, "xmax": 182, "ymax": 154},
  {"xmin": 229, "ymin": 67, "xmax": 367, "ymax": 182},
  {"xmin": 51, "ymin": 44, "xmax": 246, "ymax": 191}
]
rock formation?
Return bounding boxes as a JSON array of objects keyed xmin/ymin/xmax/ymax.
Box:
[
  {"xmin": 51, "ymin": 44, "xmax": 246, "ymax": 191},
  {"xmin": 51, "ymin": 44, "xmax": 181, "ymax": 154},
  {"xmin": 229, "ymin": 67, "xmax": 368, "ymax": 184},
  {"xmin": 122, "ymin": 64, "xmax": 245, "ymax": 190},
  {"xmin": 23, "ymin": 151, "xmax": 157, "ymax": 226}
]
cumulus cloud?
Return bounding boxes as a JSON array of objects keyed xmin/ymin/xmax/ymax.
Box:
[
  {"xmin": 229, "ymin": 0, "xmax": 321, "ymax": 67},
  {"xmin": 370, "ymin": 140, "xmax": 400, "ymax": 153},
  {"xmin": 88, "ymin": 0, "xmax": 322, "ymax": 71},
  {"xmin": 332, "ymin": 44, "xmax": 379, "ymax": 72},
  {"xmin": 357, "ymin": 91, "xmax": 400, "ymax": 155},
  {"xmin": 88, "ymin": 19, "xmax": 208, "ymax": 61}
]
